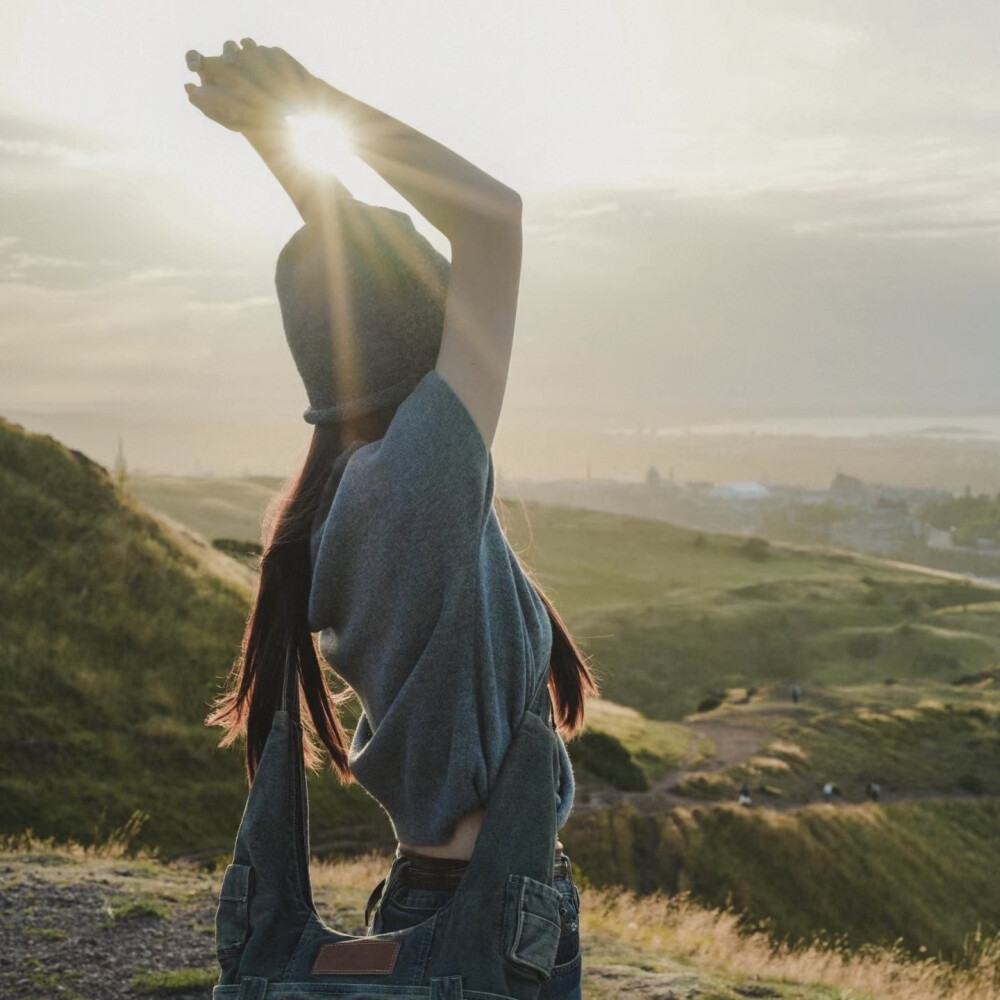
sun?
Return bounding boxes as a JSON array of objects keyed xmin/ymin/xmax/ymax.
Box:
[{"xmin": 287, "ymin": 114, "xmax": 356, "ymax": 176}]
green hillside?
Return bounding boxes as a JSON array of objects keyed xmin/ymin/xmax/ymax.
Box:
[
  {"xmin": 498, "ymin": 501, "xmax": 1000, "ymax": 720},
  {"xmin": 0, "ymin": 419, "xmax": 389, "ymax": 858},
  {"xmin": 566, "ymin": 798, "xmax": 1000, "ymax": 962},
  {"xmin": 132, "ymin": 477, "xmax": 1000, "ymax": 723},
  {"xmin": 128, "ymin": 474, "xmax": 283, "ymax": 545},
  {"xmin": 51, "ymin": 469, "xmax": 1000, "ymax": 963}
]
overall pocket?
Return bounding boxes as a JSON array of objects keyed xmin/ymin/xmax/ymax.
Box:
[
  {"xmin": 215, "ymin": 863, "xmax": 253, "ymax": 983},
  {"xmin": 502, "ymin": 875, "xmax": 563, "ymax": 981}
]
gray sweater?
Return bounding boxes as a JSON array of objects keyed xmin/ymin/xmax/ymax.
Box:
[{"xmin": 308, "ymin": 372, "xmax": 574, "ymax": 846}]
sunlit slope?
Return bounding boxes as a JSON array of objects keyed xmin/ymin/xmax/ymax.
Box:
[
  {"xmin": 131, "ymin": 478, "xmax": 1000, "ymax": 722},
  {"xmin": 129, "ymin": 474, "xmax": 284, "ymax": 545},
  {"xmin": 499, "ymin": 501, "xmax": 1000, "ymax": 719},
  {"xmin": 0, "ymin": 420, "xmax": 388, "ymax": 857},
  {"xmin": 566, "ymin": 797, "xmax": 1000, "ymax": 961}
]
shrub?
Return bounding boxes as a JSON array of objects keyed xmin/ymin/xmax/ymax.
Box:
[
  {"xmin": 739, "ymin": 537, "xmax": 771, "ymax": 562},
  {"xmin": 568, "ymin": 730, "xmax": 649, "ymax": 792},
  {"xmin": 212, "ymin": 537, "xmax": 263, "ymax": 557}
]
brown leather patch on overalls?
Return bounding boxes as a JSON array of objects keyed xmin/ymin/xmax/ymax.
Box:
[{"xmin": 311, "ymin": 939, "xmax": 401, "ymax": 975}]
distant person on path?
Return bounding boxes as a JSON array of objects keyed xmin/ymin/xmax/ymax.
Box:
[
  {"xmin": 187, "ymin": 38, "xmax": 595, "ymax": 998},
  {"xmin": 791, "ymin": 682, "xmax": 801, "ymax": 704},
  {"xmin": 738, "ymin": 783, "xmax": 752, "ymax": 807},
  {"xmin": 823, "ymin": 782, "xmax": 835, "ymax": 803},
  {"xmin": 866, "ymin": 781, "xmax": 882, "ymax": 802}
]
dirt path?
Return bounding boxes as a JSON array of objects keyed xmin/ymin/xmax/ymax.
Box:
[
  {"xmin": 573, "ymin": 712, "xmax": 1000, "ymax": 819},
  {"xmin": 574, "ymin": 718, "xmax": 772, "ymax": 817}
]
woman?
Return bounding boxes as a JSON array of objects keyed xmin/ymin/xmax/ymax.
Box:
[{"xmin": 186, "ymin": 39, "xmax": 596, "ymax": 998}]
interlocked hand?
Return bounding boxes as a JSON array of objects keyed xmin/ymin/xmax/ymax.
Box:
[{"xmin": 184, "ymin": 39, "xmax": 318, "ymax": 134}]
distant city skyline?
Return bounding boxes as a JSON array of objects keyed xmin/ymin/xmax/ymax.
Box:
[{"xmin": 3, "ymin": 1, "xmax": 999, "ymax": 463}]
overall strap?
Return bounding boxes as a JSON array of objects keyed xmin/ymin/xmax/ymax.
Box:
[
  {"xmin": 220, "ymin": 645, "xmax": 315, "ymax": 982},
  {"xmin": 427, "ymin": 660, "xmax": 561, "ymax": 992},
  {"xmin": 280, "ymin": 643, "xmax": 299, "ymax": 720}
]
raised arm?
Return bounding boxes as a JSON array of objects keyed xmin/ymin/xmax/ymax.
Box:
[{"xmin": 185, "ymin": 40, "xmax": 521, "ymax": 447}]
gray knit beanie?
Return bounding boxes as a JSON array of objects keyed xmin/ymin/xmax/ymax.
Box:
[{"xmin": 275, "ymin": 199, "xmax": 450, "ymax": 425}]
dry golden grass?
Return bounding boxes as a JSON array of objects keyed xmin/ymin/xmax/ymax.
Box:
[
  {"xmin": 311, "ymin": 851, "xmax": 391, "ymax": 891},
  {"xmin": 582, "ymin": 886, "xmax": 1000, "ymax": 1000},
  {"xmin": 748, "ymin": 755, "xmax": 792, "ymax": 773},
  {"xmin": 766, "ymin": 739, "xmax": 810, "ymax": 763},
  {"xmin": 0, "ymin": 812, "xmax": 156, "ymax": 861}
]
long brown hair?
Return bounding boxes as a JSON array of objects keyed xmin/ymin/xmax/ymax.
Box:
[{"xmin": 208, "ymin": 412, "xmax": 598, "ymax": 783}]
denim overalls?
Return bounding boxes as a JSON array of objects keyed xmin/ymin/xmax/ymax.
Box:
[{"xmin": 213, "ymin": 657, "xmax": 568, "ymax": 1000}]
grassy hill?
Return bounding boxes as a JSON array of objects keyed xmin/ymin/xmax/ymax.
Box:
[
  {"xmin": 43, "ymin": 468, "xmax": 1000, "ymax": 963},
  {"xmin": 132, "ymin": 476, "xmax": 1000, "ymax": 724},
  {"xmin": 566, "ymin": 797, "xmax": 1000, "ymax": 961},
  {"xmin": 497, "ymin": 501, "xmax": 1000, "ymax": 720},
  {"xmin": 0, "ymin": 419, "xmax": 390, "ymax": 858},
  {"xmin": 128, "ymin": 475, "xmax": 284, "ymax": 546}
]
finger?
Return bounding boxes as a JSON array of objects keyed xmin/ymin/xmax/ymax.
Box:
[
  {"xmin": 240, "ymin": 37, "xmax": 258, "ymax": 49},
  {"xmin": 185, "ymin": 82, "xmax": 251, "ymax": 130},
  {"xmin": 185, "ymin": 49, "xmax": 203, "ymax": 72},
  {"xmin": 195, "ymin": 53, "xmax": 265, "ymax": 103},
  {"xmin": 222, "ymin": 39, "xmax": 240, "ymax": 64},
  {"xmin": 222, "ymin": 46, "xmax": 280, "ymax": 99},
  {"xmin": 194, "ymin": 53, "xmax": 233, "ymax": 82}
]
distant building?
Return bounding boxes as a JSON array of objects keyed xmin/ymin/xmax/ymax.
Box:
[
  {"xmin": 829, "ymin": 472, "xmax": 871, "ymax": 507},
  {"xmin": 710, "ymin": 482, "xmax": 772, "ymax": 501}
]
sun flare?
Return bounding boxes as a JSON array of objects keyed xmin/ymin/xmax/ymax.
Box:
[{"xmin": 287, "ymin": 114, "xmax": 355, "ymax": 176}]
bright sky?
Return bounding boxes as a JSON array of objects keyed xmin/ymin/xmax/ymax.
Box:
[{"xmin": 2, "ymin": 1, "xmax": 1000, "ymax": 474}]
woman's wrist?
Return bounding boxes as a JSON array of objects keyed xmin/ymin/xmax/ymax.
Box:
[
  {"xmin": 308, "ymin": 78, "xmax": 357, "ymax": 123},
  {"xmin": 241, "ymin": 118, "xmax": 291, "ymax": 148}
]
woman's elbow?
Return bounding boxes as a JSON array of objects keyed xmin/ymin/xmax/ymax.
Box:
[
  {"xmin": 444, "ymin": 186, "xmax": 522, "ymax": 257},
  {"xmin": 496, "ymin": 185, "xmax": 522, "ymax": 221},
  {"xmin": 472, "ymin": 184, "xmax": 522, "ymax": 231}
]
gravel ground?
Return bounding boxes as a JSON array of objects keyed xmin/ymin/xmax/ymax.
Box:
[{"xmin": 0, "ymin": 853, "xmax": 219, "ymax": 1000}]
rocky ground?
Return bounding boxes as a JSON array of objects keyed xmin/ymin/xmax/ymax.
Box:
[{"xmin": 1, "ymin": 852, "xmax": 220, "ymax": 1000}]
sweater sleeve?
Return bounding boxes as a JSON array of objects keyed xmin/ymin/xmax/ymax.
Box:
[{"xmin": 307, "ymin": 371, "xmax": 494, "ymax": 689}]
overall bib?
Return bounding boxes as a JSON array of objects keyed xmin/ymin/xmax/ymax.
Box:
[{"xmin": 212, "ymin": 657, "xmax": 565, "ymax": 1000}]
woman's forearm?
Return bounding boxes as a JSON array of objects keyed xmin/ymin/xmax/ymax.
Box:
[{"xmin": 307, "ymin": 79, "xmax": 521, "ymax": 240}]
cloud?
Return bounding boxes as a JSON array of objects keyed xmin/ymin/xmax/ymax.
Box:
[
  {"xmin": 510, "ymin": 183, "xmax": 1000, "ymax": 422},
  {"xmin": 0, "ymin": 268, "xmax": 298, "ymax": 418},
  {"xmin": 4, "ymin": 173, "xmax": 997, "ymax": 428}
]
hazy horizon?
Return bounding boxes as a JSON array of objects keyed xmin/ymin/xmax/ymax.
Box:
[{"xmin": 13, "ymin": 405, "xmax": 1000, "ymax": 496}]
